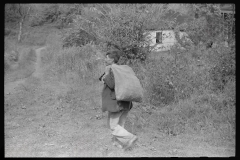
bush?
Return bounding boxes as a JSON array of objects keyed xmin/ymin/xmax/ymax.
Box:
[
  {"xmin": 129, "ymin": 58, "xmax": 174, "ymax": 106},
  {"xmin": 30, "ymin": 4, "xmax": 60, "ymax": 27},
  {"xmin": 62, "ymin": 29, "xmax": 97, "ymax": 48},
  {"xmin": 69, "ymin": 4, "xmax": 156, "ymax": 64},
  {"xmin": 133, "ymin": 40, "xmax": 235, "ymax": 107},
  {"xmin": 29, "ymin": 4, "xmax": 77, "ymax": 28},
  {"xmin": 131, "ymin": 45, "xmax": 210, "ymax": 106},
  {"xmin": 208, "ymin": 46, "xmax": 235, "ymax": 92},
  {"xmin": 117, "ymin": 46, "xmax": 149, "ymax": 65},
  {"xmin": 130, "ymin": 43, "xmax": 235, "ymax": 140}
]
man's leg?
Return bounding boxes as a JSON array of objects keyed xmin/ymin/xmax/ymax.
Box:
[
  {"xmin": 108, "ymin": 111, "xmax": 136, "ymax": 147},
  {"xmin": 115, "ymin": 109, "xmax": 138, "ymax": 149},
  {"xmin": 107, "ymin": 111, "xmax": 121, "ymax": 129},
  {"xmin": 118, "ymin": 109, "xmax": 129, "ymax": 128},
  {"xmin": 108, "ymin": 111, "xmax": 124, "ymax": 148}
]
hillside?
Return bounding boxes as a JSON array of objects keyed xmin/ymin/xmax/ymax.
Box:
[{"xmin": 4, "ymin": 4, "xmax": 235, "ymax": 157}]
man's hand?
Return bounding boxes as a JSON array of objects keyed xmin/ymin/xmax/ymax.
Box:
[
  {"xmin": 105, "ymin": 65, "xmax": 112, "ymax": 76},
  {"xmin": 100, "ymin": 65, "xmax": 112, "ymax": 84}
]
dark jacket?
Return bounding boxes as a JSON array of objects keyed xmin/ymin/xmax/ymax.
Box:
[{"xmin": 100, "ymin": 67, "xmax": 132, "ymax": 112}]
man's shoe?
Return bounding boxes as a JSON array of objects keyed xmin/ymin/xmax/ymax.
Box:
[
  {"xmin": 124, "ymin": 135, "xmax": 138, "ymax": 150},
  {"xmin": 112, "ymin": 137, "xmax": 123, "ymax": 149},
  {"xmin": 113, "ymin": 141, "xmax": 123, "ymax": 149}
]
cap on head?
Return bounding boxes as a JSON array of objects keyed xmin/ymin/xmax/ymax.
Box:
[{"xmin": 106, "ymin": 50, "xmax": 121, "ymax": 64}]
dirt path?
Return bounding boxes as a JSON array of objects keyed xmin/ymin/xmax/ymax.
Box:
[
  {"xmin": 4, "ymin": 46, "xmax": 47, "ymax": 95},
  {"xmin": 4, "ymin": 46, "xmax": 235, "ymax": 157},
  {"xmin": 4, "ymin": 78, "xmax": 26, "ymax": 95},
  {"xmin": 32, "ymin": 46, "xmax": 46, "ymax": 78}
]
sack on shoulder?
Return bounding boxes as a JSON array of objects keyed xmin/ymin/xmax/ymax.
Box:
[{"xmin": 111, "ymin": 64, "xmax": 143, "ymax": 102}]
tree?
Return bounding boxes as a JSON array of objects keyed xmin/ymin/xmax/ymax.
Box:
[
  {"xmin": 62, "ymin": 3, "xmax": 234, "ymax": 63},
  {"xmin": 5, "ymin": 4, "xmax": 31, "ymax": 42},
  {"xmin": 174, "ymin": 4, "xmax": 235, "ymax": 47},
  {"xmin": 17, "ymin": 4, "xmax": 31, "ymax": 42},
  {"xmin": 67, "ymin": 4, "xmax": 176, "ymax": 63}
]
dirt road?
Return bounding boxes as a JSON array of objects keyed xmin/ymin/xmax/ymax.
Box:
[{"xmin": 4, "ymin": 47, "xmax": 235, "ymax": 157}]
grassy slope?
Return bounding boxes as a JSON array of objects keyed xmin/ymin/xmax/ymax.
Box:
[{"xmin": 4, "ymin": 24, "xmax": 235, "ymax": 157}]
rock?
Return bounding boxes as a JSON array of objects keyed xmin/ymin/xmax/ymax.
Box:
[
  {"xmin": 150, "ymin": 147, "xmax": 157, "ymax": 151},
  {"xmin": 21, "ymin": 105, "xmax": 26, "ymax": 109},
  {"xmin": 169, "ymin": 149, "xmax": 178, "ymax": 155},
  {"xmin": 102, "ymin": 145, "xmax": 109, "ymax": 157},
  {"xmin": 96, "ymin": 115, "xmax": 102, "ymax": 120}
]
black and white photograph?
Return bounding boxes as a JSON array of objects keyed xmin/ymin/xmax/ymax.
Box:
[{"xmin": 4, "ymin": 3, "xmax": 235, "ymax": 157}]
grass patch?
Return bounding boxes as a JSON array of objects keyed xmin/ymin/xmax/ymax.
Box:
[
  {"xmin": 129, "ymin": 91, "xmax": 235, "ymax": 143},
  {"xmin": 43, "ymin": 43, "xmax": 105, "ymax": 85}
]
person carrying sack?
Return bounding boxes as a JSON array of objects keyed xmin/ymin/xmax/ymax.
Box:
[{"xmin": 99, "ymin": 50, "xmax": 143, "ymax": 150}]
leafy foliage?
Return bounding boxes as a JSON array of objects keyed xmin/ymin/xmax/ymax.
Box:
[
  {"xmin": 29, "ymin": 4, "xmax": 80, "ymax": 28},
  {"xmin": 29, "ymin": 4, "xmax": 60, "ymax": 27},
  {"xmin": 65, "ymin": 4, "xmax": 166, "ymax": 63},
  {"xmin": 209, "ymin": 45, "xmax": 235, "ymax": 92},
  {"xmin": 5, "ymin": 4, "xmax": 26, "ymax": 23},
  {"xmin": 62, "ymin": 29, "xmax": 96, "ymax": 48}
]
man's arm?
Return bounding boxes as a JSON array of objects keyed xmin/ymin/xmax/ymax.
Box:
[
  {"xmin": 103, "ymin": 69, "xmax": 115, "ymax": 89},
  {"xmin": 99, "ymin": 65, "xmax": 111, "ymax": 81},
  {"xmin": 99, "ymin": 73, "xmax": 105, "ymax": 81}
]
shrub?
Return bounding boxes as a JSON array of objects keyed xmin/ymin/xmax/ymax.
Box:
[
  {"xmin": 130, "ymin": 58, "xmax": 175, "ymax": 106},
  {"xmin": 62, "ymin": 29, "xmax": 97, "ymax": 48},
  {"xmin": 30, "ymin": 4, "xmax": 60, "ymax": 27},
  {"xmin": 131, "ymin": 44, "xmax": 210, "ymax": 106},
  {"xmin": 29, "ymin": 4, "xmax": 78, "ymax": 28},
  {"xmin": 208, "ymin": 46, "xmax": 235, "ymax": 92},
  {"xmin": 69, "ymin": 4, "xmax": 160, "ymax": 64},
  {"xmin": 133, "ymin": 41, "xmax": 235, "ymax": 139},
  {"xmin": 130, "ymin": 39, "xmax": 235, "ymax": 110}
]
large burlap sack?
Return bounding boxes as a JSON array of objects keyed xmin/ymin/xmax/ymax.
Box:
[{"xmin": 111, "ymin": 64, "xmax": 143, "ymax": 102}]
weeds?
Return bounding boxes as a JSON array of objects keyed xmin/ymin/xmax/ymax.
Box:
[
  {"xmin": 146, "ymin": 92, "xmax": 235, "ymax": 140},
  {"xmin": 51, "ymin": 43, "xmax": 105, "ymax": 85},
  {"xmin": 128, "ymin": 43, "xmax": 235, "ymax": 142}
]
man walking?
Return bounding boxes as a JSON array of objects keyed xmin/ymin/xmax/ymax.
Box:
[{"xmin": 99, "ymin": 50, "xmax": 138, "ymax": 150}]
